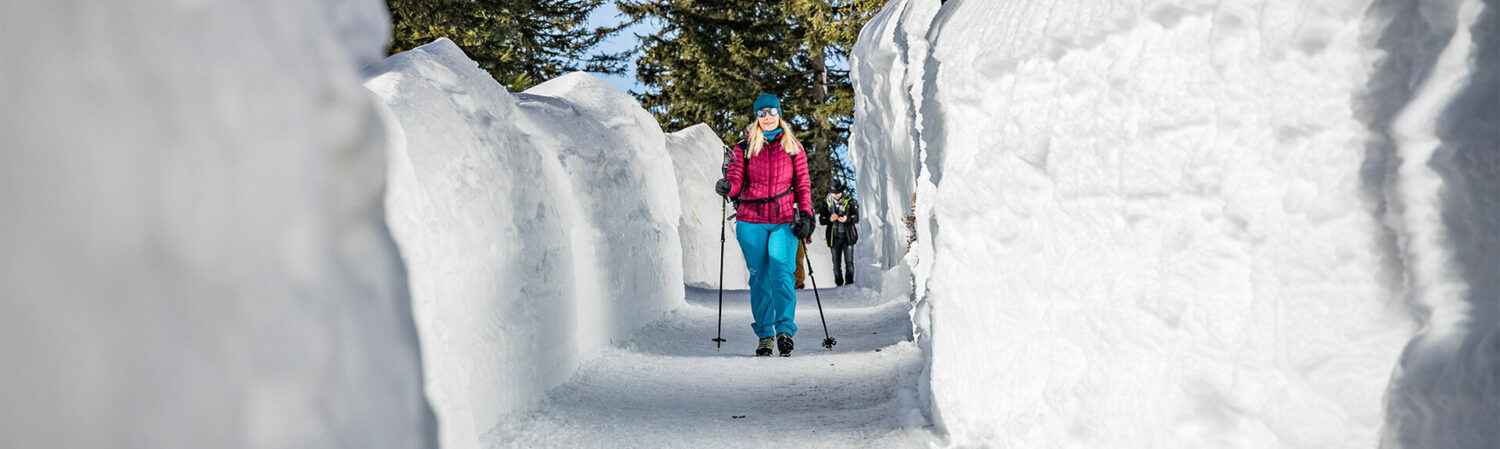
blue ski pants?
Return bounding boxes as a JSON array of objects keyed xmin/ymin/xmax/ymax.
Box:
[{"xmin": 736, "ymin": 221, "xmax": 798, "ymax": 339}]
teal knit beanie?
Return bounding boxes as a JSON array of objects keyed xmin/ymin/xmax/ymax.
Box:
[{"xmin": 753, "ymin": 93, "xmax": 780, "ymax": 112}]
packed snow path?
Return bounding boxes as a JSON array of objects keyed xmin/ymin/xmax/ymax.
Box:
[{"xmin": 485, "ymin": 285, "xmax": 938, "ymax": 448}]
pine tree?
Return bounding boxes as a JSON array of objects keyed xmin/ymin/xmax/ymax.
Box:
[
  {"xmin": 620, "ymin": 0, "xmax": 885, "ymax": 201},
  {"xmin": 788, "ymin": 0, "xmax": 885, "ymax": 196},
  {"xmin": 389, "ymin": 0, "xmax": 628, "ymax": 91},
  {"xmin": 617, "ymin": 1, "xmax": 791, "ymax": 138}
]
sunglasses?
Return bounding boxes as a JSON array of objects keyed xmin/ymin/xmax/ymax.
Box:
[{"xmin": 755, "ymin": 108, "xmax": 780, "ymax": 118}]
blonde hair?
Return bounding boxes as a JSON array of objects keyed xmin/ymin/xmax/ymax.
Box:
[{"xmin": 744, "ymin": 119, "xmax": 803, "ymax": 158}]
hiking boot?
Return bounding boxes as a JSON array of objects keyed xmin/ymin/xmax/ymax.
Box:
[
  {"xmin": 756, "ymin": 337, "xmax": 774, "ymax": 357},
  {"xmin": 777, "ymin": 332, "xmax": 794, "ymax": 357}
]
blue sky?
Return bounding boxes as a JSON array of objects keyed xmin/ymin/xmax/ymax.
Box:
[{"xmin": 585, "ymin": 4, "xmax": 655, "ymax": 95}]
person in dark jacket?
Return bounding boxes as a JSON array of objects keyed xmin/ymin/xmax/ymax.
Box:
[
  {"xmin": 818, "ymin": 180, "xmax": 859, "ymax": 286},
  {"xmin": 715, "ymin": 93, "xmax": 815, "ymax": 357}
]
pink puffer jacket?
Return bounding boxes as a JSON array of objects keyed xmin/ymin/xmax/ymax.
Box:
[{"xmin": 725, "ymin": 134, "xmax": 812, "ymax": 224}]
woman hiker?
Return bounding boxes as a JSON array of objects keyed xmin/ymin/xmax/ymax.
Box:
[{"xmin": 715, "ymin": 93, "xmax": 815, "ymax": 357}]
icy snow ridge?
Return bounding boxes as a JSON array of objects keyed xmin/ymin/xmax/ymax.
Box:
[
  {"xmin": 1380, "ymin": 1, "xmax": 1499, "ymax": 447},
  {"xmin": 365, "ymin": 39, "xmax": 685, "ymax": 449},
  {"xmin": 854, "ymin": 0, "xmax": 1497, "ymax": 447}
]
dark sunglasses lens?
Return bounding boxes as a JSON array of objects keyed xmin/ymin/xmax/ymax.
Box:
[{"xmin": 756, "ymin": 108, "xmax": 778, "ymax": 117}]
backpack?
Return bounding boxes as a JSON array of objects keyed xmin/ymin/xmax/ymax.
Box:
[{"xmin": 845, "ymin": 198, "xmax": 858, "ymax": 244}]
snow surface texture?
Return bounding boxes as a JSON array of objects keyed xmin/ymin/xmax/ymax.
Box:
[
  {"xmin": 1, "ymin": 0, "xmax": 436, "ymax": 448},
  {"xmin": 365, "ymin": 39, "xmax": 685, "ymax": 449},
  {"xmin": 852, "ymin": 0, "xmax": 1496, "ymax": 447},
  {"xmin": 666, "ymin": 124, "xmax": 837, "ymax": 290}
]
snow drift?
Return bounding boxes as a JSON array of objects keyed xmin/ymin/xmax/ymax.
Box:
[
  {"xmin": 852, "ymin": 0, "xmax": 1496, "ymax": 447},
  {"xmin": 666, "ymin": 124, "xmax": 837, "ymax": 290},
  {"xmin": 1, "ymin": 0, "xmax": 435, "ymax": 448},
  {"xmin": 364, "ymin": 39, "xmax": 684, "ymax": 449}
]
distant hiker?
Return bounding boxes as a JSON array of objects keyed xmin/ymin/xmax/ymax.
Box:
[
  {"xmin": 715, "ymin": 93, "xmax": 814, "ymax": 357},
  {"xmin": 818, "ymin": 180, "xmax": 859, "ymax": 286}
]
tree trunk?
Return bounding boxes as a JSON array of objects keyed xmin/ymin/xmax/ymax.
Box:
[{"xmin": 810, "ymin": 45, "xmax": 830, "ymax": 155}]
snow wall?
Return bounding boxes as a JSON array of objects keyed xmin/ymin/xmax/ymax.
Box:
[
  {"xmin": 363, "ymin": 39, "xmax": 685, "ymax": 449},
  {"xmin": 851, "ymin": 0, "xmax": 1497, "ymax": 447},
  {"xmin": 1, "ymin": 0, "xmax": 436, "ymax": 448},
  {"xmin": 668, "ymin": 124, "xmax": 837, "ymax": 290}
]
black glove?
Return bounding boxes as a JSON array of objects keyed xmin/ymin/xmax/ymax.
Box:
[
  {"xmin": 715, "ymin": 179, "xmax": 732, "ymax": 197},
  {"xmin": 792, "ymin": 210, "xmax": 815, "ymax": 240}
]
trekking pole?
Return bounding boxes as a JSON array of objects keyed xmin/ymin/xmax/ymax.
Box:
[
  {"xmin": 713, "ymin": 197, "xmax": 727, "ymax": 350},
  {"xmin": 713, "ymin": 144, "xmax": 733, "ymax": 350},
  {"xmin": 803, "ymin": 241, "xmax": 837, "ymax": 350}
]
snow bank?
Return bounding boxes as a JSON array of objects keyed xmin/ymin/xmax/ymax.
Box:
[
  {"xmin": 364, "ymin": 39, "xmax": 684, "ymax": 449},
  {"xmin": 666, "ymin": 124, "xmax": 837, "ymax": 290},
  {"xmin": 1, "ymin": 0, "xmax": 435, "ymax": 448},
  {"xmin": 851, "ymin": 0, "xmax": 1495, "ymax": 447},
  {"xmin": 849, "ymin": 0, "xmax": 940, "ymax": 297}
]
